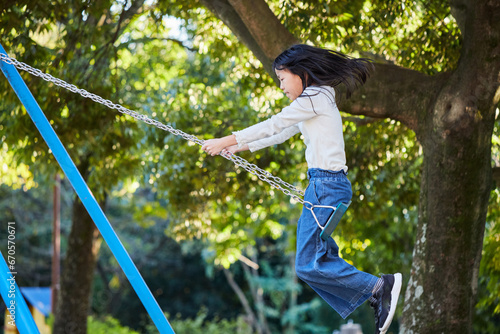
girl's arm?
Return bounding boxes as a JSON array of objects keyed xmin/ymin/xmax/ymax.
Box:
[
  {"xmin": 242, "ymin": 125, "xmax": 299, "ymax": 152},
  {"xmin": 203, "ymin": 124, "xmax": 298, "ymax": 156},
  {"xmin": 233, "ymin": 92, "xmax": 318, "ymax": 147}
]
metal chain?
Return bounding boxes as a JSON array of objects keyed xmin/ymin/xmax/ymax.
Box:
[{"xmin": 0, "ymin": 52, "xmax": 305, "ymax": 203}]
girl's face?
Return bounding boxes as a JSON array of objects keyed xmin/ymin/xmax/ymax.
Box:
[{"xmin": 275, "ymin": 68, "xmax": 303, "ymax": 101}]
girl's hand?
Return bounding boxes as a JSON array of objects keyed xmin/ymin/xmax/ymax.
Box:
[
  {"xmin": 202, "ymin": 138, "xmax": 226, "ymax": 156},
  {"xmin": 202, "ymin": 135, "xmax": 237, "ymax": 156}
]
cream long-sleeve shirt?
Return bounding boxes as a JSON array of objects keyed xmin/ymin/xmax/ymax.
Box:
[{"xmin": 233, "ymin": 86, "xmax": 347, "ymax": 172}]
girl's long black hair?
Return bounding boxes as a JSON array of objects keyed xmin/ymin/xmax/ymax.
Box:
[{"xmin": 272, "ymin": 44, "xmax": 374, "ymax": 100}]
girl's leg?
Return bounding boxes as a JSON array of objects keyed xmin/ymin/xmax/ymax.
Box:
[{"xmin": 296, "ymin": 170, "xmax": 378, "ymax": 319}]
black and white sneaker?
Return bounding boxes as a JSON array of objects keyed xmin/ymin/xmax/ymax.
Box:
[{"xmin": 369, "ymin": 273, "xmax": 402, "ymax": 334}]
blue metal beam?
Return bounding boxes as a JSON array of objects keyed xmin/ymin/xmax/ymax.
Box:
[
  {"xmin": 0, "ymin": 252, "xmax": 40, "ymax": 334},
  {"xmin": 0, "ymin": 44, "xmax": 174, "ymax": 334}
]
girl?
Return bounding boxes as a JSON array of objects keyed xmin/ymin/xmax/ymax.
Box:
[{"xmin": 202, "ymin": 44, "xmax": 402, "ymax": 334}]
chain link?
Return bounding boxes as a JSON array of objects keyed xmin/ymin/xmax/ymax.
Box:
[{"xmin": 0, "ymin": 52, "xmax": 305, "ymax": 203}]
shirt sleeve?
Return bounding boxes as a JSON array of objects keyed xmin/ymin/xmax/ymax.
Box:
[
  {"xmin": 233, "ymin": 94, "xmax": 318, "ymax": 147},
  {"xmin": 247, "ymin": 125, "xmax": 300, "ymax": 152}
]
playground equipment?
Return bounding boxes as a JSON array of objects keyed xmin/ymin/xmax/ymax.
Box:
[
  {"xmin": 0, "ymin": 253, "xmax": 39, "ymax": 334},
  {"xmin": 320, "ymin": 202, "xmax": 351, "ymax": 241},
  {"xmin": 0, "ymin": 44, "xmax": 350, "ymax": 333}
]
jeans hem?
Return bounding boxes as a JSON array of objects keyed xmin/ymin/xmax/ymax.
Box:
[{"xmin": 338, "ymin": 275, "xmax": 378, "ymax": 319}]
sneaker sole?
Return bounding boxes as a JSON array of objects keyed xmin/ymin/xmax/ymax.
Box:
[{"xmin": 379, "ymin": 273, "xmax": 402, "ymax": 334}]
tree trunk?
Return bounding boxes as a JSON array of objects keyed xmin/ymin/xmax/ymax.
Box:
[
  {"xmin": 400, "ymin": 115, "xmax": 493, "ymax": 332},
  {"xmin": 53, "ymin": 160, "xmax": 104, "ymax": 334},
  {"xmin": 401, "ymin": 0, "xmax": 500, "ymax": 331}
]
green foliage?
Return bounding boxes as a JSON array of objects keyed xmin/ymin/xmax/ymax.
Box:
[
  {"xmin": 91, "ymin": 186, "xmax": 244, "ymax": 325},
  {"xmin": 110, "ymin": 7, "xmax": 306, "ymax": 267},
  {"xmin": 87, "ymin": 316, "xmax": 141, "ymax": 334},
  {"xmin": 343, "ymin": 118, "xmax": 420, "ymax": 275},
  {"xmin": 0, "ymin": 177, "xmax": 74, "ymax": 286},
  {"xmin": 58, "ymin": 312, "xmax": 250, "ymax": 334},
  {"xmin": 46, "ymin": 300, "xmax": 141, "ymax": 333},
  {"xmin": 241, "ymin": 251, "xmax": 335, "ymax": 333},
  {"xmin": 272, "ymin": 0, "xmax": 461, "ymax": 74},
  {"xmin": 0, "ymin": 0, "xmax": 145, "ymax": 198},
  {"xmin": 147, "ymin": 310, "xmax": 251, "ymax": 334}
]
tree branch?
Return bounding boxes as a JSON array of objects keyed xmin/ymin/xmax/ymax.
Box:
[
  {"xmin": 342, "ymin": 116, "xmax": 382, "ymax": 126},
  {"xmin": 110, "ymin": 0, "xmax": 148, "ymax": 46},
  {"xmin": 200, "ymin": 0, "xmax": 298, "ymax": 76},
  {"xmin": 341, "ymin": 63, "xmax": 448, "ymax": 131},
  {"xmin": 449, "ymin": 0, "xmax": 468, "ymax": 36},
  {"xmin": 242, "ymin": 261, "xmax": 270, "ymax": 334},
  {"xmin": 452, "ymin": 0, "xmax": 500, "ymax": 73},
  {"xmin": 117, "ymin": 37, "xmax": 196, "ymax": 52},
  {"xmin": 222, "ymin": 268, "xmax": 259, "ymax": 332},
  {"xmin": 226, "ymin": 0, "xmax": 299, "ymax": 59}
]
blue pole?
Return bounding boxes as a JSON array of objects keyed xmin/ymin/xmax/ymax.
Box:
[
  {"xmin": 0, "ymin": 44, "xmax": 174, "ymax": 334},
  {"xmin": 0, "ymin": 252, "xmax": 40, "ymax": 334}
]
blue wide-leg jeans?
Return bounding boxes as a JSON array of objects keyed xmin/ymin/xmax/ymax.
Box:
[{"xmin": 296, "ymin": 168, "xmax": 378, "ymax": 319}]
